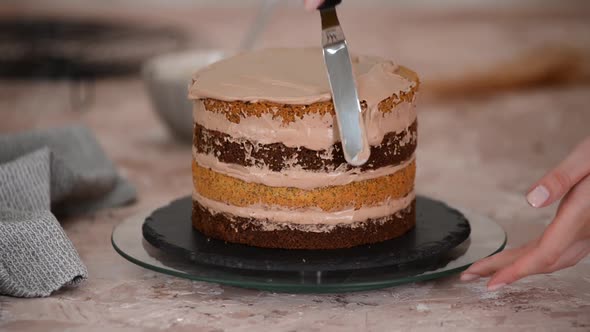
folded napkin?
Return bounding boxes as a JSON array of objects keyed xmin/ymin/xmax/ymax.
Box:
[{"xmin": 0, "ymin": 126, "xmax": 136, "ymax": 297}]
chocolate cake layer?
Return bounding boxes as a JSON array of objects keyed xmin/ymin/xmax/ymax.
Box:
[
  {"xmin": 194, "ymin": 121, "xmax": 417, "ymax": 172},
  {"xmin": 193, "ymin": 160, "xmax": 415, "ymax": 211},
  {"xmin": 192, "ymin": 199, "xmax": 416, "ymax": 250}
]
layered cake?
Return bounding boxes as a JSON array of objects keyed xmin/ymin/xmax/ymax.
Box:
[{"xmin": 188, "ymin": 48, "xmax": 419, "ymax": 249}]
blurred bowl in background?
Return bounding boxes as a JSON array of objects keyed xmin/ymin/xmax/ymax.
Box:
[{"xmin": 142, "ymin": 50, "xmax": 227, "ymax": 143}]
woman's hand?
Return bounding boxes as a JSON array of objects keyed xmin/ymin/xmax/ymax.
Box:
[
  {"xmin": 304, "ymin": 0, "xmax": 325, "ymax": 11},
  {"xmin": 461, "ymin": 137, "xmax": 590, "ymax": 290}
]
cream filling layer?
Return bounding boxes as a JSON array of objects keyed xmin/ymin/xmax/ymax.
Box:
[
  {"xmin": 193, "ymin": 147, "xmax": 415, "ymax": 190},
  {"xmin": 193, "ymin": 100, "xmax": 416, "ymax": 151},
  {"xmin": 193, "ymin": 190, "xmax": 415, "ymax": 225}
]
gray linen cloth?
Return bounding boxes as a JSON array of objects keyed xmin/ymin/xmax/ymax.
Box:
[{"xmin": 0, "ymin": 126, "xmax": 136, "ymax": 297}]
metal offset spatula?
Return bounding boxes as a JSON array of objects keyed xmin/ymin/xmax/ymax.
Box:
[{"xmin": 319, "ymin": 0, "xmax": 370, "ymax": 166}]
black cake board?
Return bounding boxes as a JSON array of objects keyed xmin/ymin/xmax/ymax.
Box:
[{"xmin": 142, "ymin": 196, "xmax": 471, "ymax": 272}]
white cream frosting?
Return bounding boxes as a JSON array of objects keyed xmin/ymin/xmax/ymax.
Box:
[
  {"xmin": 193, "ymin": 190, "xmax": 415, "ymax": 226},
  {"xmin": 193, "ymin": 147, "xmax": 415, "ymax": 190}
]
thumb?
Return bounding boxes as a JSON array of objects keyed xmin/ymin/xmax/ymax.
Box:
[
  {"xmin": 304, "ymin": 0, "xmax": 324, "ymax": 11},
  {"xmin": 526, "ymin": 137, "xmax": 590, "ymax": 208}
]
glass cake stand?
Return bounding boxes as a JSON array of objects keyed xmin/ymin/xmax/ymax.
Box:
[{"xmin": 112, "ymin": 205, "xmax": 506, "ymax": 293}]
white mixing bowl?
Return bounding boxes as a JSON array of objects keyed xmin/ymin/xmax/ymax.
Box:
[{"xmin": 142, "ymin": 50, "xmax": 228, "ymax": 142}]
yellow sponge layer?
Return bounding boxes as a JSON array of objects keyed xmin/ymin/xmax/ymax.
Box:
[{"xmin": 192, "ymin": 160, "xmax": 415, "ymax": 211}]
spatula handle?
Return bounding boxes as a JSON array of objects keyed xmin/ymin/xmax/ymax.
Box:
[{"xmin": 318, "ymin": 0, "xmax": 341, "ymax": 10}]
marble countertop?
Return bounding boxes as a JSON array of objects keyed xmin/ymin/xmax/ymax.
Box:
[{"xmin": 0, "ymin": 3, "xmax": 589, "ymax": 331}]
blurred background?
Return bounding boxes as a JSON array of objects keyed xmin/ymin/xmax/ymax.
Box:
[{"xmin": 0, "ymin": 0, "xmax": 589, "ymax": 212}]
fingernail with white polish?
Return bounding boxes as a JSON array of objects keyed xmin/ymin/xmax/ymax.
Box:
[
  {"xmin": 305, "ymin": 0, "xmax": 322, "ymax": 11},
  {"xmin": 487, "ymin": 283, "xmax": 506, "ymax": 291},
  {"xmin": 526, "ymin": 185, "xmax": 550, "ymax": 208},
  {"xmin": 460, "ymin": 273, "xmax": 480, "ymax": 282}
]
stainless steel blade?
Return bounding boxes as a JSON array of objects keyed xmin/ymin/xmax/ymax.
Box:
[{"xmin": 320, "ymin": 8, "xmax": 370, "ymax": 166}]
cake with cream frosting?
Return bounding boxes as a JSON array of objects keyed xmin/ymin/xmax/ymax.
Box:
[{"xmin": 188, "ymin": 48, "xmax": 419, "ymax": 249}]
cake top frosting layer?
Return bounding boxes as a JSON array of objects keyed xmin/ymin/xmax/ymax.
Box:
[{"xmin": 189, "ymin": 48, "xmax": 417, "ymax": 108}]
